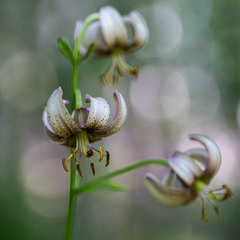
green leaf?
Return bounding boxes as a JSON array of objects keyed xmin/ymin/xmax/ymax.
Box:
[
  {"xmin": 78, "ymin": 181, "xmax": 129, "ymax": 193},
  {"xmin": 78, "ymin": 43, "xmax": 94, "ymax": 63},
  {"xmin": 57, "ymin": 37, "xmax": 73, "ymax": 63}
]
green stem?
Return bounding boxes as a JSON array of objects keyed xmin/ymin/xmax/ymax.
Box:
[
  {"xmin": 64, "ymin": 148, "xmax": 77, "ymax": 240},
  {"xmin": 76, "ymin": 159, "xmax": 168, "ymax": 193},
  {"xmin": 70, "ymin": 12, "xmax": 99, "ymax": 111},
  {"xmin": 64, "ymin": 12, "xmax": 100, "ymax": 240}
]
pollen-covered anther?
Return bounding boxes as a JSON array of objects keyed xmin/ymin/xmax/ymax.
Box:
[
  {"xmin": 76, "ymin": 163, "xmax": 84, "ymax": 177},
  {"xmin": 72, "ymin": 149, "xmax": 78, "ymax": 162},
  {"xmin": 90, "ymin": 161, "xmax": 95, "ymax": 176},
  {"xmin": 62, "ymin": 149, "xmax": 80, "ymax": 172},
  {"xmin": 208, "ymin": 185, "xmax": 234, "ymax": 201},
  {"xmin": 99, "ymin": 146, "xmax": 104, "ymax": 162},
  {"xmin": 105, "ymin": 151, "xmax": 110, "ymax": 167},
  {"xmin": 62, "ymin": 157, "xmax": 69, "ymax": 172},
  {"xmin": 200, "ymin": 198, "xmax": 209, "ymax": 221},
  {"xmin": 62, "ymin": 152, "xmax": 75, "ymax": 172}
]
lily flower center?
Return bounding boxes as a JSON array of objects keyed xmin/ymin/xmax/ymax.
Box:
[{"xmin": 62, "ymin": 125, "xmax": 110, "ymax": 177}]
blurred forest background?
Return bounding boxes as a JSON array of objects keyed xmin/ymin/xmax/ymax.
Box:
[{"xmin": 0, "ymin": 0, "xmax": 240, "ymax": 239}]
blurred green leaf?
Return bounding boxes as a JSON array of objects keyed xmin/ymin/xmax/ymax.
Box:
[
  {"xmin": 78, "ymin": 43, "xmax": 94, "ymax": 63},
  {"xmin": 79, "ymin": 181, "xmax": 129, "ymax": 193},
  {"xmin": 57, "ymin": 37, "xmax": 73, "ymax": 63}
]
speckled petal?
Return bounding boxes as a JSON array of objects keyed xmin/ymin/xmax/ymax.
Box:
[
  {"xmin": 144, "ymin": 173, "xmax": 196, "ymax": 206},
  {"xmin": 81, "ymin": 94, "xmax": 110, "ymax": 129},
  {"xmin": 188, "ymin": 134, "xmax": 221, "ymax": 182},
  {"xmin": 43, "ymin": 87, "xmax": 79, "ymax": 141},
  {"xmin": 123, "ymin": 11, "xmax": 148, "ymax": 51},
  {"xmin": 168, "ymin": 151, "xmax": 203, "ymax": 186},
  {"xmin": 100, "ymin": 90, "xmax": 127, "ymax": 137},
  {"xmin": 100, "ymin": 6, "xmax": 128, "ymax": 48},
  {"xmin": 43, "ymin": 109, "xmax": 67, "ymax": 144}
]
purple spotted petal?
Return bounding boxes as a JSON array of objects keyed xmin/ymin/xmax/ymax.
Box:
[
  {"xmin": 100, "ymin": 90, "xmax": 127, "ymax": 137},
  {"xmin": 81, "ymin": 94, "xmax": 110, "ymax": 129},
  {"xmin": 43, "ymin": 87, "xmax": 79, "ymax": 143}
]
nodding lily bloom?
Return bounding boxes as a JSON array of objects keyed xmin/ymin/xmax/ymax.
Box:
[
  {"xmin": 74, "ymin": 6, "xmax": 148, "ymax": 85},
  {"xmin": 144, "ymin": 134, "xmax": 233, "ymax": 220},
  {"xmin": 42, "ymin": 87, "xmax": 127, "ymax": 176}
]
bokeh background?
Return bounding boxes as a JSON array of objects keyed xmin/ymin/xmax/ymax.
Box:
[{"xmin": 0, "ymin": 0, "xmax": 240, "ymax": 239}]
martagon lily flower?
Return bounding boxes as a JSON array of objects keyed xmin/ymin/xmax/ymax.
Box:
[
  {"xmin": 144, "ymin": 134, "xmax": 234, "ymax": 220},
  {"xmin": 74, "ymin": 6, "xmax": 148, "ymax": 85},
  {"xmin": 42, "ymin": 87, "xmax": 127, "ymax": 176}
]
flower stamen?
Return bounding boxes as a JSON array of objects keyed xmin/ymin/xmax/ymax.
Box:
[
  {"xmin": 208, "ymin": 185, "xmax": 234, "ymax": 201},
  {"xmin": 89, "ymin": 159, "xmax": 95, "ymax": 176},
  {"xmin": 105, "ymin": 151, "xmax": 110, "ymax": 167},
  {"xmin": 200, "ymin": 198, "xmax": 209, "ymax": 221},
  {"xmin": 76, "ymin": 163, "xmax": 84, "ymax": 177},
  {"xmin": 206, "ymin": 197, "xmax": 219, "ymax": 220},
  {"xmin": 99, "ymin": 146, "xmax": 104, "ymax": 162},
  {"xmin": 62, "ymin": 157, "xmax": 70, "ymax": 172}
]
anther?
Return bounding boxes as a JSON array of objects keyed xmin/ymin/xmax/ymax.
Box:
[
  {"xmin": 223, "ymin": 185, "xmax": 235, "ymax": 200},
  {"xmin": 99, "ymin": 146, "xmax": 104, "ymax": 162},
  {"xmin": 62, "ymin": 158, "xmax": 69, "ymax": 172},
  {"xmin": 200, "ymin": 198, "xmax": 209, "ymax": 221},
  {"xmin": 73, "ymin": 150, "xmax": 78, "ymax": 162},
  {"xmin": 105, "ymin": 151, "xmax": 110, "ymax": 167},
  {"xmin": 90, "ymin": 162, "xmax": 95, "ymax": 176},
  {"xmin": 76, "ymin": 164, "xmax": 84, "ymax": 177},
  {"xmin": 208, "ymin": 185, "xmax": 234, "ymax": 201}
]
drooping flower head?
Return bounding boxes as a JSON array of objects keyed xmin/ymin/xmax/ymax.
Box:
[
  {"xmin": 43, "ymin": 87, "xmax": 127, "ymax": 176},
  {"xmin": 75, "ymin": 6, "xmax": 148, "ymax": 85},
  {"xmin": 144, "ymin": 134, "xmax": 233, "ymax": 220}
]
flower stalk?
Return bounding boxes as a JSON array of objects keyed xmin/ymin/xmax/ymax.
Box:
[
  {"xmin": 64, "ymin": 13, "xmax": 100, "ymax": 240},
  {"xmin": 76, "ymin": 159, "xmax": 168, "ymax": 193}
]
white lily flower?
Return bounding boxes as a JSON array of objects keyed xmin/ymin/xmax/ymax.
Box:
[
  {"xmin": 74, "ymin": 6, "xmax": 149, "ymax": 85},
  {"xmin": 144, "ymin": 134, "xmax": 233, "ymax": 220},
  {"xmin": 43, "ymin": 87, "xmax": 127, "ymax": 176}
]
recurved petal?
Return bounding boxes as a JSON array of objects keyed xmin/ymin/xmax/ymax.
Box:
[
  {"xmin": 160, "ymin": 169, "xmax": 175, "ymax": 186},
  {"xmin": 81, "ymin": 21, "xmax": 107, "ymax": 54},
  {"xmin": 43, "ymin": 109, "xmax": 67, "ymax": 144},
  {"xmin": 184, "ymin": 148, "xmax": 209, "ymax": 166},
  {"xmin": 100, "ymin": 90, "xmax": 127, "ymax": 137},
  {"xmin": 123, "ymin": 11, "xmax": 149, "ymax": 51},
  {"xmin": 44, "ymin": 87, "xmax": 79, "ymax": 140},
  {"xmin": 144, "ymin": 173, "xmax": 196, "ymax": 206},
  {"xmin": 81, "ymin": 94, "xmax": 110, "ymax": 129},
  {"xmin": 100, "ymin": 6, "xmax": 128, "ymax": 48},
  {"xmin": 168, "ymin": 151, "xmax": 203, "ymax": 186},
  {"xmin": 188, "ymin": 134, "xmax": 221, "ymax": 182}
]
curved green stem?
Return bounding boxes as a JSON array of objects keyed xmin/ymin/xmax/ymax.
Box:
[
  {"xmin": 76, "ymin": 159, "xmax": 168, "ymax": 193},
  {"xmin": 70, "ymin": 12, "xmax": 99, "ymax": 112},
  {"xmin": 73, "ymin": 13, "xmax": 100, "ymax": 60}
]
